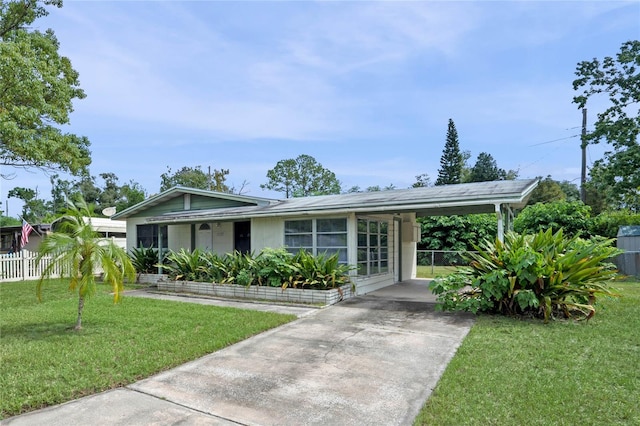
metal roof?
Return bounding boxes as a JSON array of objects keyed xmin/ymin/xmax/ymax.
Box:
[{"xmin": 142, "ymin": 179, "xmax": 539, "ymax": 224}]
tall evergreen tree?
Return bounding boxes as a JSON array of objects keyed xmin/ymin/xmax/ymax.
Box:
[
  {"xmin": 435, "ymin": 119, "xmax": 463, "ymax": 186},
  {"xmin": 469, "ymin": 152, "xmax": 504, "ymax": 182}
]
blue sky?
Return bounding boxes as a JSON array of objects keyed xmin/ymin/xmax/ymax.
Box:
[{"xmin": 2, "ymin": 1, "xmax": 639, "ymax": 216}]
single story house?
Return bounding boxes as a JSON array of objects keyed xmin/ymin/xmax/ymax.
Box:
[
  {"xmin": 0, "ymin": 223, "xmax": 51, "ymax": 254},
  {"xmin": 112, "ymin": 179, "xmax": 538, "ymax": 295},
  {"xmin": 0, "ymin": 217, "xmax": 127, "ymax": 254}
]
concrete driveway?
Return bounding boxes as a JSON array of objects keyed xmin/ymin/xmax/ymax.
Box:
[{"xmin": 3, "ymin": 280, "xmax": 474, "ymax": 426}]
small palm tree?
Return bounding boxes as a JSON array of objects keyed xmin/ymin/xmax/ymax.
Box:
[{"xmin": 36, "ymin": 197, "xmax": 136, "ymax": 330}]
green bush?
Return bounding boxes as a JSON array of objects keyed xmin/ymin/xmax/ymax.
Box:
[
  {"xmin": 588, "ymin": 209, "xmax": 640, "ymax": 238},
  {"xmin": 162, "ymin": 248, "xmax": 210, "ymax": 281},
  {"xmin": 160, "ymin": 248, "xmax": 352, "ymax": 290},
  {"xmin": 129, "ymin": 246, "xmax": 160, "ymax": 274},
  {"xmin": 418, "ymin": 214, "xmax": 496, "ymax": 251},
  {"xmin": 287, "ymin": 250, "xmax": 353, "ymax": 290},
  {"xmin": 430, "ymin": 229, "xmax": 621, "ymax": 322},
  {"xmin": 514, "ymin": 201, "xmax": 592, "ymax": 237}
]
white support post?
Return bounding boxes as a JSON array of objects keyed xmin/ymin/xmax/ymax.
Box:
[{"xmin": 495, "ymin": 203, "xmax": 504, "ymax": 243}]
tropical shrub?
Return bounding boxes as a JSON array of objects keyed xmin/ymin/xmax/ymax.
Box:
[
  {"xmin": 160, "ymin": 248, "xmax": 352, "ymax": 290},
  {"xmin": 162, "ymin": 248, "xmax": 210, "ymax": 281},
  {"xmin": 286, "ymin": 250, "xmax": 353, "ymax": 290},
  {"xmin": 588, "ymin": 210, "xmax": 640, "ymax": 238},
  {"xmin": 253, "ymin": 248, "xmax": 297, "ymax": 287},
  {"xmin": 419, "ymin": 214, "xmax": 496, "ymax": 251},
  {"xmin": 430, "ymin": 229, "xmax": 621, "ymax": 322},
  {"xmin": 129, "ymin": 246, "xmax": 160, "ymax": 274},
  {"xmin": 513, "ymin": 201, "xmax": 592, "ymax": 237}
]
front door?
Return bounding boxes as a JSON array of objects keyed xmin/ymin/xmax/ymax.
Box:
[{"xmin": 234, "ymin": 221, "xmax": 251, "ymax": 254}]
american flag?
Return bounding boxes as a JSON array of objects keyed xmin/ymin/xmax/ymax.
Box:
[{"xmin": 21, "ymin": 220, "xmax": 34, "ymax": 249}]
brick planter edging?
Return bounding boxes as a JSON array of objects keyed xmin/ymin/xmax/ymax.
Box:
[{"xmin": 156, "ymin": 280, "xmax": 353, "ymax": 306}]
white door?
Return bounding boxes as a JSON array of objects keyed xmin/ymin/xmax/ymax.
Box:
[{"xmin": 196, "ymin": 223, "xmax": 212, "ymax": 251}]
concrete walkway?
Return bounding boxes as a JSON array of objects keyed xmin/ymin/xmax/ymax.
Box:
[{"xmin": 3, "ymin": 280, "xmax": 474, "ymax": 426}]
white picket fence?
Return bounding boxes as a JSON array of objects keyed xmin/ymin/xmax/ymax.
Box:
[{"xmin": 0, "ymin": 250, "xmax": 62, "ymax": 282}]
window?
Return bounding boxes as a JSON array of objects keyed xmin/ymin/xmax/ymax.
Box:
[
  {"xmin": 284, "ymin": 218, "xmax": 347, "ymax": 263},
  {"xmin": 136, "ymin": 224, "xmax": 168, "ymax": 249},
  {"xmin": 357, "ymin": 218, "xmax": 388, "ymax": 276}
]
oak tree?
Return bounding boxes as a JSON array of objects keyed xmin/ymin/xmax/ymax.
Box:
[{"xmin": 0, "ymin": 0, "xmax": 90, "ymax": 176}]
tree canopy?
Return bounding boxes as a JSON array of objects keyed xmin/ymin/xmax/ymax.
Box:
[
  {"xmin": 0, "ymin": 0, "xmax": 91, "ymax": 177},
  {"xmin": 261, "ymin": 154, "xmax": 341, "ymax": 198},
  {"xmin": 467, "ymin": 152, "xmax": 517, "ymax": 182},
  {"xmin": 573, "ymin": 40, "xmax": 640, "ymax": 211},
  {"xmin": 435, "ymin": 119, "xmax": 463, "ymax": 185},
  {"xmin": 160, "ymin": 166, "xmax": 230, "ymax": 193}
]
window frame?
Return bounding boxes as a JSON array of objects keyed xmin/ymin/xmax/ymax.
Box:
[
  {"xmin": 136, "ymin": 224, "xmax": 168, "ymax": 250},
  {"xmin": 284, "ymin": 217, "xmax": 348, "ymax": 264},
  {"xmin": 357, "ymin": 218, "xmax": 389, "ymax": 276}
]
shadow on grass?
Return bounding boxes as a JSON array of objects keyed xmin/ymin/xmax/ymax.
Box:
[{"xmin": 1, "ymin": 321, "xmax": 83, "ymax": 340}]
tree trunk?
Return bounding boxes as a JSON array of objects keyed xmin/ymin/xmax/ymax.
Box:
[{"xmin": 75, "ymin": 295, "xmax": 84, "ymax": 330}]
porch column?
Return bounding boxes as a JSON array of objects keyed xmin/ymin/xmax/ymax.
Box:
[{"xmin": 495, "ymin": 203, "xmax": 504, "ymax": 243}]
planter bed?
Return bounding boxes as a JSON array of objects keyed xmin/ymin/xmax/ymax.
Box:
[
  {"xmin": 136, "ymin": 273, "xmax": 169, "ymax": 285},
  {"xmin": 156, "ymin": 279, "xmax": 353, "ymax": 306}
]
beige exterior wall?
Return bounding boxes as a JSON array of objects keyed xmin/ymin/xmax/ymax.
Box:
[
  {"xmin": 169, "ymin": 224, "xmax": 191, "ymax": 252},
  {"xmin": 125, "ymin": 210, "xmax": 419, "ymax": 295},
  {"xmin": 401, "ymin": 213, "xmax": 418, "ymax": 280},
  {"xmin": 251, "ymin": 217, "xmax": 284, "ymax": 252},
  {"xmin": 124, "ymin": 217, "xmax": 146, "ymax": 252},
  {"xmin": 212, "ymin": 222, "xmax": 234, "ymax": 255}
]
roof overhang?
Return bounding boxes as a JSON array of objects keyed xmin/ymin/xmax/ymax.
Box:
[{"xmin": 141, "ymin": 179, "xmax": 539, "ymax": 225}]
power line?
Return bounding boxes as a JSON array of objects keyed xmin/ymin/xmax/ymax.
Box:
[{"xmin": 527, "ymin": 134, "xmax": 579, "ymax": 147}]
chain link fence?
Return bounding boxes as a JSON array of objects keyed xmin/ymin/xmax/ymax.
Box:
[{"xmin": 416, "ymin": 250, "xmax": 476, "ymax": 277}]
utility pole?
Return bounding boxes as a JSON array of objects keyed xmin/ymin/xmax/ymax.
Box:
[{"xmin": 580, "ymin": 108, "xmax": 587, "ymax": 203}]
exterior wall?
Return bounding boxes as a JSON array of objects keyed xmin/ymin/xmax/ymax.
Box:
[
  {"xmin": 251, "ymin": 217, "xmax": 284, "ymax": 252},
  {"xmin": 401, "ymin": 213, "xmax": 418, "ymax": 280},
  {"xmin": 125, "ymin": 210, "xmax": 415, "ymax": 296},
  {"xmin": 124, "ymin": 217, "xmax": 147, "ymax": 252},
  {"xmin": 354, "ymin": 273, "xmax": 394, "ymax": 295},
  {"xmin": 169, "ymin": 224, "xmax": 191, "ymax": 252},
  {"xmin": 212, "ymin": 222, "xmax": 234, "ymax": 255}
]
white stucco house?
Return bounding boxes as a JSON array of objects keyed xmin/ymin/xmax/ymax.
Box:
[{"xmin": 112, "ymin": 179, "xmax": 537, "ymax": 295}]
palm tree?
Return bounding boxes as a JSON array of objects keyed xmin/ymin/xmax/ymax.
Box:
[{"xmin": 36, "ymin": 197, "xmax": 135, "ymax": 330}]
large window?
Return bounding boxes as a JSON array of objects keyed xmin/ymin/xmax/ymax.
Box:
[
  {"xmin": 284, "ymin": 218, "xmax": 347, "ymax": 263},
  {"xmin": 136, "ymin": 224, "xmax": 168, "ymax": 250},
  {"xmin": 357, "ymin": 218, "xmax": 388, "ymax": 276}
]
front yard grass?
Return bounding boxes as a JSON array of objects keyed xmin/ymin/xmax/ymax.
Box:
[
  {"xmin": 0, "ymin": 279, "xmax": 296, "ymax": 419},
  {"xmin": 416, "ymin": 265, "xmax": 459, "ymax": 278},
  {"xmin": 415, "ymin": 281, "xmax": 640, "ymax": 425}
]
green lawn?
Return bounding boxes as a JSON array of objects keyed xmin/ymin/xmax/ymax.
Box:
[
  {"xmin": 416, "ymin": 265, "xmax": 459, "ymax": 278},
  {"xmin": 415, "ymin": 281, "xmax": 640, "ymax": 425},
  {"xmin": 0, "ymin": 279, "xmax": 296, "ymax": 419}
]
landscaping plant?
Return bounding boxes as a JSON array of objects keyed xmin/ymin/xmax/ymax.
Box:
[
  {"xmin": 430, "ymin": 229, "xmax": 621, "ymax": 321},
  {"xmin": 129, "ymin": 246, "xmax": 160, "ymax": 274},
  {"xmin": 160, "ymin": 248, "xmax": 352, "ymax": 290},
  {"xmin": 36, "ymin": 197, "xmax": 136, "ymax": 330}
]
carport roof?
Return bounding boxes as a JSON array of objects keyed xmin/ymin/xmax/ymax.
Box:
[{"xmin": 139, "ymin": 179, "xmax": 538, "ymax": 224}]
